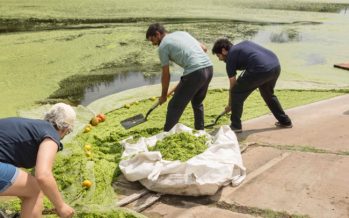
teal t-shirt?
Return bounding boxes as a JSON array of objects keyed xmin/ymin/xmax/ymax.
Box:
[{"xmin": 158, "ymin": 31, "xmax": 212, "ymax": 76}]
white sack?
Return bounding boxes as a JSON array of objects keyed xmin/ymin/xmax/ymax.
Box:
[{"xmin": 119, "ymin": 123, "xmax": 246, "ymax": 196}]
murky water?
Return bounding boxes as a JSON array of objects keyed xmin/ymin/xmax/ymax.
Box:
[
  {"xmin": 80, "ymin": 71, "xmax": 181, "ymax": 105},
  {"xmin": 1, "ymin": 3, "xmax": 349, "ymax": 116},
  {"xmin": 253, "ymin": 27, "xmax": 303, "ymax": 44},
  {"xmin": 80, "ymin": 11, "xmax": 344, "ymax": 106},
  {"xmin": 339, "ymin": 7, "xmax": 348, "ymax": 15}
]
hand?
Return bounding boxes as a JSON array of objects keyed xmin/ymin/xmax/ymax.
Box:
[
  {"xmin": 56, "ymin": 203, "xmax": 74, "ymax": 218},
  {"xmin": 225, "ymin": 105, "xmax": 231, "ymax": 113},
  {"xmin": 159, "ymin": 95, "xmax": 167, "ymax": 105}
]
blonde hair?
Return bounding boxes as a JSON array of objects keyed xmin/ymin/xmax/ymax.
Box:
[{"xmin": 44, "ymin": 103, "xmax": 76, "ymax": 131}]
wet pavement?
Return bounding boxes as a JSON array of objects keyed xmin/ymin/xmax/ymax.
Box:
[{"xmin": 141, "ymin": 94, "xmax": 349, "ymax": 218}]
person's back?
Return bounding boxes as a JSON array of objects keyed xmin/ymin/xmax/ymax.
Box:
[
  {"xmin": 0, "ymin": 103, "xmax": 76, "ymax": 217},
  {"xmin": 0, "ymin": 117, "xmax": 62, "ymax": 168},
  {"xmin": 146, "ymin": 23, "xmax": 213, "ymax": 131},
  {"xmin": 227, "ymin": 40, "xmax": 279, "ymax": 75},
  {"xmin": 159, "ymin": 31, "xmax": 212, "ymax": 76}
]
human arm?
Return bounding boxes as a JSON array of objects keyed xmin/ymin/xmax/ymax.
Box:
[
  {"xmin": 225, "ymin": 76, "xmax": 237, "ymax": 112},
  {"xmin": 200, "ymin": 43, "xmax": 208, "ymax": 53},
  {"xmin": 159, "ymin": 65, "xmax": 170, "ymax": 105},
  {"xmin": 35, "ymin": 138, "xmax": 74, "ymax": 218}
]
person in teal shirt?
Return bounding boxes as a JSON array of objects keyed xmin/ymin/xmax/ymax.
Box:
[{"xmin": 146, "ymin": 23, "xmax": 213, "ymax": 131}]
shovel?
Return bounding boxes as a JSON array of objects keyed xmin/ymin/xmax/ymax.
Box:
[
  {"xmin": 205, "ymin": 111, "xmax": 227, "ymax": 128},
  {"xmin": 120, "ymin": 85, "xmax": 177, "ymax": 129},
  {"xmin": 121, "ymin": 102, "xmax": 160, "ymax": 129}
]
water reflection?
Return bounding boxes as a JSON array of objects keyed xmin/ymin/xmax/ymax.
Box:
[
  {"xmin": 80, "ymin": 71, "xmax": 180, "ymax": 105},
  {"xmin": 253, "ymin": 27, "xmax": 302, "ymax": 43},
  {"xmin": 305, "ymin": 54, "xmax": 326, "ymax": 66},
  {"xmin": 339, "ymin": 7, "xmax": 348, "ymax": 15}
]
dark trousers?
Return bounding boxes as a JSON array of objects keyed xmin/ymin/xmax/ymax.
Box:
[
  {"xmin": 230, "ymin": 65, "xmax": 291, "ymax": 129},
  {"xmin": 164, "ymin": 66, "xmax": 213, "ymax": 131}
]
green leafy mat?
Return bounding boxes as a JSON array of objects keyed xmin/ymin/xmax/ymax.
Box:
[
  {"xmin": 2, "ymin": 89, "xmax": 347, "ymax": 217},
  {"xmin": 148, "ymin": 132, "xmax": 208, "ymax": 161}
]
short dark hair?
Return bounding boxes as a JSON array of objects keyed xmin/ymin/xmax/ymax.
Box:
[
  {"xmin": 146, "ymin": 23, "xmax": 167, "ymax": 39},
  {"xmin": 212, "ymin": 38, "xmax": 233, "ymax": 54}
]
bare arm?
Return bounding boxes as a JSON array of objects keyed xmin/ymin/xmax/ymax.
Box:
[
  {"xmin": 35, "ymin": 138, "xmax": 74, "ymax": 218},
  {"xmin": 200, "ymin": 43, "xmax": 208, "ymax": 53},
  {"xmin": 159, "ymin": 65, "xmax": 170, "ymax": 105}
]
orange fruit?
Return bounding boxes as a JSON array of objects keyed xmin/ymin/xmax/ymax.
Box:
[
  {"xmin": 84, "ymin": 144, "xmax": 92, "ymax": 151},
  {"xmin": 82, "ymin": 180, "xmax": 92, "ymax": 188},
  {"xmin": 85, "ymin": 150, "xmax": 92, "ymax": 158},
  {"xmin": 90, "ymin": 117, "xmax": 99, "ymax": 126},
  {"xmin": 97, "ymin": 113, "xmax": 106, "ymax": 122},
  {"xmin": 83, "ymin": 127, "xmax": 91, "ymax": 133}
]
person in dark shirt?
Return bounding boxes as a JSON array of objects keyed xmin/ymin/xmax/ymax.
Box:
[
  {"xmin": 212, "ymin": 38, "xmax": 292, "ymax": 133},
  {"xmin": 0, "ymin": 103, "xmax": 76, "ymax": 218}
]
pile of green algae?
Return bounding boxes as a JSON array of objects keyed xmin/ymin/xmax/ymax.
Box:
[{"xmin": 1, "ymin": 88, "xmax": 347, "ymax": 217}]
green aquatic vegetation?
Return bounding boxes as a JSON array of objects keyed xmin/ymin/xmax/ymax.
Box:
[
  {"xmin": 1, "ymin": 89, "xmax": 346, "ymax": 215},
  {"xmin": 245, "ymin": 1, "xmax": 349, "ymax": 13},
  {"xmin": 148, "ymin": 132, "xmax": 208, "ymax": 161},
  {"xmin": 165, "ymin": 22, "xmax": 261, "ymax": 43},
  {"xmin": 2, "ymin": 3, "xmax": 349, "ymax": 117},
  {"xmin": 0, "ymin": 25, "xmax": 159, "ymax": 117}
]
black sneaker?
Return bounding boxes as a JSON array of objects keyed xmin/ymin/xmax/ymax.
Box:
[
  {"xmin": 11, "ymin": 213, "xmax": 20, "ymax": 218},
  {"xmin": 230, "ymin": 126, "xmax": 242, "ymax": 133},
  {"xmin": 275, "ymin": 122, "xmax": 293, "ymax": 128}
]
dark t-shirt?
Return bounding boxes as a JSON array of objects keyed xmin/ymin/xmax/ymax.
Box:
[
  {"xmin": 226, "ymin": 40, "xmax": 280, "ymax": 78},
  {"xmin": 0, "ymin": 117, "xmax": 62, "ymax": 168}
]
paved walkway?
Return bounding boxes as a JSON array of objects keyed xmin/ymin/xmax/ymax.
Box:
[{"xmin": 143, "ymin": 94, "xmax": 349, "ymax": 218}]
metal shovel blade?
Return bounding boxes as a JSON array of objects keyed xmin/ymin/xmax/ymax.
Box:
[
  {"xmin": 120, "ymin": 114, "xmax": 146, "ymax": 129},
  {"xmin": 120, "ymin": 102, "xmax": 160, "ymax": 129}
]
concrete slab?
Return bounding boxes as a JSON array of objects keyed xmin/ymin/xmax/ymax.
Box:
[
  {"xmin": 241, "ymin": 146, "xmax": 284, "ymax": 174},
  {"xmin": 219, "ymin": 152, "xmax": 349, "ymax": 218},
  {"xmin": 238, "ymin": 94, "xmax": 349, "ymax": 153},
  {"xmin": 144, "ymin": 202, "xmax": 257, "ymax": 218}
]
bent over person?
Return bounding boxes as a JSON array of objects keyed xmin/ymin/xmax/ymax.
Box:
[
  {"xmin": 146, "ymin": 23, "xmax": 213, "ymax": 131},
  {"xmin": 212, "ymin": 38, "xmax": 292, "ymax": 133},
  {"xmin": 0, "ymin": 103, "xmax": 76, "ymax": 218}
]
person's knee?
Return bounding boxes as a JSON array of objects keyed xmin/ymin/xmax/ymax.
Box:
[
  {"xmin": 7, "ymin": 170, "xmax": 42, "ymax": 199},
  {"xmin": 19, "ymin": 190, "xmax": 43, "ymax": 201}
]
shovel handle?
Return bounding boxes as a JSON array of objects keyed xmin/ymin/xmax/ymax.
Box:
[
  {"xmin": 144, "ymin": 86, "xmax": 175, "ymax": 120},
  {"xmin": 145, "ymin": 102, "xmax": 160, "ymax": 120},
  {"xmin": 144, "ymin": 86, "xmax": 176, "ymax": 121},
  {"xmin": 204, "ymin": 110, "xmax": 228, "ymax": 128},
  {"xmin": 214, "ymin": 111, "xmax": 227, "ymax": 124}
]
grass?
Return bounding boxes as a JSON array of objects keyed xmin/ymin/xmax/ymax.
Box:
[{"xmin": 0, "ymin": 0, "xmax": 348, "ymax": 20}]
